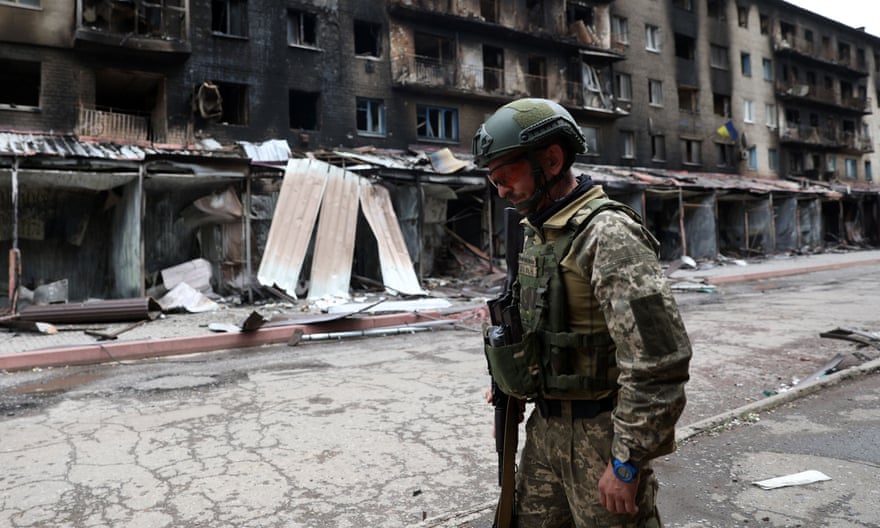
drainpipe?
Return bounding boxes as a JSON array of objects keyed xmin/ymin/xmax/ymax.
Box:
[{"xmin": 7, "ymin": 157, "xmax": 21, "ymax": 313}]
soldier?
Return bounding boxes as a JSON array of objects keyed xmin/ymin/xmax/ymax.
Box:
[{"xmin": 474, "ymin": 98, "xmax": 692, "ymax": 527}]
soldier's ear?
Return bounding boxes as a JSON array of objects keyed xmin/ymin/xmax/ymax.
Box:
[{"xmin": 541, "ymin": 143, "xmax": 566, "ymax": 175}]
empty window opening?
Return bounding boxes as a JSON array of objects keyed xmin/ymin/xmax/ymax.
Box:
[
  {"xmin": 713, "ymin": 93, "xmax": 731, "ymax": 117},
  {"xmin": 0, "ymin": 59, "xmax": 40, "ymax": 108},
  {"xmin": 706, "ymin": 0, "xmax": 725, "ymax": 20},
  {"xmin": 675, "ymin": 34, "xmax": 696, "ymax": 60},
  {"xmin": 483, "ymin": 45, "xmax": 504, "ymax": 93},
  {"xmin": 651, "ymin": 134, "xmax": 666, "ymax": 161},
  {"xmin": 289, "ymin": 90, "xmax": 319, "ymax": 130},
  {"xmin": 209, "ymin": 81, "xmax": 248, "ymax": 125},
  {"xmin": 417, "ymin": 104, "xmax": 458, "ymax": 141},
  {"xmin": 414, "ymin": 32, "xmax": 455, "ymax": 63},
  {"xmin": 356, "ymin": 97, "xmax": 385, "ymax": 136},
  {"xmin": 288, "ymin": 10, "xmax": 317, "ymax": 47},
  {"xmin": 81, "ymin": 0, "xmax": 187, "ymax": 39},
  {"xmin": 480, "ymin": 0, "xmax": 498, "ymax": 23},
  {"xmin": 354, "ymin": 20, "xmax": 381, "ymax": 57},
  {"xmin": 527, "ymin": 56, "xmax": 547, "ymax": 98},
  {"xmin": 566, "ymin": 1, "xmax": 593, "ymax": 28},
  {"xmin": 737, "ymin": 5, "xmax": 748, "ymax": 27},
  {"xmin": 678, "ymin": 86, "xmax": 698, "ymax": 113},
  {"xmin": 212, "ymin": 0, "xmax": 247, "ymax": 37},
  {"xmin": 96, "ymin": 69, "xmax": 160, "ymax": 115}
]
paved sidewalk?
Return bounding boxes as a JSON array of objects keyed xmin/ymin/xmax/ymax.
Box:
[{"xmin": 1, "ymin": 249, "xmax": 879, "ymax": 371}]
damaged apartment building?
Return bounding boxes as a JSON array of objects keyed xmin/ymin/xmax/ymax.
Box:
[{"xmin": 1, "ymin": 0, "xmax": 879, "ymax": 307}]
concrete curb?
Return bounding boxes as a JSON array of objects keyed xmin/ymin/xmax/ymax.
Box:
[
  {"xmin": 676, "ymin": 356, "xmax": 880, "ymax": 441},
  {"xmin": 701, "ymin": 258, "xmax": 880, "ymax": 285}
]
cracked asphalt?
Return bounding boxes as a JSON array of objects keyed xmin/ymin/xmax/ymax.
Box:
[{"xmin": 1, "ymin": 253, "xmax": 879, "ymax": 527}]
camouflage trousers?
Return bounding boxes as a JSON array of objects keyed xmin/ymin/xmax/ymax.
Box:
[{"xmin": 515, "ymin": 402, "xmax": 662, "ymax": 528}]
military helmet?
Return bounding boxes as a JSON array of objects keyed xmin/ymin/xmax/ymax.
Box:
[{"xmin": 472, "ymin": 98, "xmax": 587, "ymax": 168}]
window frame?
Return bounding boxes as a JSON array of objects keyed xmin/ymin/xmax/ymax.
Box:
[
  {"xmin": 645, "ymin": 24, "xmax": 661, "ymax": 52},
  {"xmin": 416, "ymin": 104, "xmax": 459, "ymax": 142},
  {"xmin": 287, "ymin": 9, "xmax": 318, "ymax": 48},
  {"xmin": 648, "ymin": 79, "xmax": 663, "ymax": 106},
  {"xmin": 211, "ymin": 0, "xmax": 248, "ymax": 38},
  {"xmin": 356, "ymin": 97, "xmax": 386, "ymax": 137}
]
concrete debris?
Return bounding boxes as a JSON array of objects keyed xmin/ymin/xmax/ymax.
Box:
[{"xmin": 158, "ymin": 282, "xmax": 219, "ymax": 313}]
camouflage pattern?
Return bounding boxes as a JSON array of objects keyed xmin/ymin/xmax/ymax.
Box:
[
  {"xmin": 516, "ymin": 406, "xmax": 662, "ymax": 528},
  {"xmin": 515, "ymin": 185, "xmax": 692, "ymax": 526}
]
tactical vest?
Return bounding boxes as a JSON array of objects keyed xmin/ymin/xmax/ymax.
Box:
[{"xmin": 485, "ymin": 198, "xmax": 640, "ymax": 400}]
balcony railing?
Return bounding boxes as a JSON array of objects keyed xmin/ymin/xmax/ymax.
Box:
[
  {"xmin": 77, "ymin": 106, "xmax": 192, "ymax": 145},
  {"xmin": 779, "ymin": 125, "xmax": 873, "ymax": 152},
  {"xmin": 773, "ymin": 32, "xmax": 868, "ymax": 73},
  {"xmin": 776, "ymin": 81, "xmax": 870, "ymax": 112},
  {"xmin": 524, "ymin": 74, "xmax": 548, "ymax": 99}
]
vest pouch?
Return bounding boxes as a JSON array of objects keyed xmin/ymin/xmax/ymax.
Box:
[{"xmin": 485, "ymin": 332, "xmax": 542, "ymax": 399}]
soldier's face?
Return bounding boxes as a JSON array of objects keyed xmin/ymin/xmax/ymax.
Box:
[{"xmin": 487, "ymin": 151, "xmax": 534, "ymax": 208}]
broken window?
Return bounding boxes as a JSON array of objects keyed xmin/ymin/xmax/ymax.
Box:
[
  {"xmin": 715, "ymin": 142, "xmax": 735, "ymax": 167},
  {"xmin": 414, "ymin": 32, "xmax": 455, "ymax": 63},
  {"xmin": 416, "ymin": 104, "xmax": 458, "ymax": 142},
  {"xmin": 737, "ymin": 5, "xmax": 748, "ymax": 27},
  {"xmin": 356, "ymin": 97, "xmax": 385, "ymax": 136},
  {"xmin": 682, "ymin": 139, "xmax": 702, "ymax": 165},
  {"xmin": 566, "ymin": 1, "xmax": 593, "ymax": 28},
  {"xmin": 672, "ymin": 0, "xmax": 692, "ymax": 11},
  {"xmin": 211, "ymin": 81, "xmax": 247, "ymax": 125},
  {"xmin": 0, "ymin": 58, "xmax": 40, "ymax": 108},
  {"xmin": 759, "ymin": 13, "xmax": 769, "ymax": 35},
  {"xmin": 354, "ymin": 20, "xmax": 381, "ymax": 57},
  {"xmin": 651, "ymin": 134, "xmax": 666, "ymax": 161},
  {"xmin": 483, "ymin": 45, "xmax": 504, "ymax": 94},
  {"xmin": 480, "ymin": 0, "xmax": 498, "ymax": 23},
  {"xmin": 677, "ymin": 85, "xmax": 698, "ymax": 113},
  {"xmin": 288, "ymin": 10, "xmax": 317, "ymax": 47},
  {"xmin": 713, "ymin": 93, "xmax": 731, "ymax": 117},
  {"xmin": 81, "ymin": 0, "xmax": 186, "ymax": 39},
  {"xmin": 838, "ymin": 42, "xmax": 851, "ymax": 64},
  {"xmin": 212, "ymin": 0, "xmax": 247, "ymax": 37},
  {"xmin": 526, "ymin": 0, "xmax": 545, "ymax": 27},
  {"xmin": 674, "ymin": 33, "xmax": 696, "ymax": 60},
  {"xmin": 611, "ymin": 16, "xmax": 629, "ymax": 47},
  {"xmin": 527, "ymin": 56, "xmax": 547, "ymax": 98},
  {"xmin": 706, "ymin": 0, "xmax": 725, "ymax": 21},
  {"xmin": 710, "ymin": 44, "xmax": 729, "ymax": 69},
  {"xmin": 289, "ymin": 90, "xmax": 319, "ymax": 130}
]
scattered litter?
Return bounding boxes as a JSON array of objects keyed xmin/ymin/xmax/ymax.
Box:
[
  {"xmin": 158, "ymin": 283, "xmax": 220, "ymax": 313},
  {"xmin": 326, "ymin": 298, "xmax": 452, "ymax": 314},
  {"xmin": 208, "ymin": 323, "xmax": 241, "ymax": 333},
  {"xmin": 753, "ymin": 470, "xmax": 831, "ymax": 490},
  {"xmin": 820, "ymin": 327, "xmax": 880, "ymax": 351}
]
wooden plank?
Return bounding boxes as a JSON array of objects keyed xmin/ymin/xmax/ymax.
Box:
[
  {"xmin": 307, "ymin": 164, "xmax": 360, "ymax": 300},
  {"xmin": 257, "ymin": 159, "xmax": 328, "ymax": 296},
  {"xmin": 359, "ymin": 179, "xmax": 424, "ymax": 295}
]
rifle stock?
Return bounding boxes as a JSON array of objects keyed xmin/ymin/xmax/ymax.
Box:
[{"xmin": 485, "ymin": 207, "xmax": 524, "ymax": 528}]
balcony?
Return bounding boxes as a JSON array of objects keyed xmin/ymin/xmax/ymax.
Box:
[
  {"xmin": 77, "ymin": 106, "xmax": 192, "ymax": 145},
  {"xmin": 75, "ymin": 0, "xmax": 190, "ymax": 55},
  {"xmin": 776, "ymin": 81, "xmax": 871, "ymax": 113},
  {"xmin": 525, "ymin": 74, "xmax": 548, "ymax": 99},
  {"xmin": 772, "ymin": 32, "xmax": 868, "ymax": 76},
  {"xmin": 778, "ymin": 125, "xmax": 873, "ymax": 153}
]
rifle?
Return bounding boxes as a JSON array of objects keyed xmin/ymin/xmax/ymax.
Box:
[{"xmin": 485, "ymin": 207, "xmax": 524, "ymax": 528}]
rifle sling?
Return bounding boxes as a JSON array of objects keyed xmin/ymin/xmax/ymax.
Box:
[{"xmin": 494, "ymin": 399, "xmax": 519, "ymax": 528}]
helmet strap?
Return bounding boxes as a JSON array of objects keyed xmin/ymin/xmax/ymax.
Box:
[{"xmin": 514, "ymin": 151, "xmax": 566, "ymax": 214}]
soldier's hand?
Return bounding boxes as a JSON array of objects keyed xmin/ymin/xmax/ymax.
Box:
[{"xmin": 598, "ymin": 461, "xmax": 640, "ymax": 515}]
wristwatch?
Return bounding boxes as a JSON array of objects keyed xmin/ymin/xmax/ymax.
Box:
[{"xmin": 612, "ymin": 459, "xmax": 638, "ymax": 483}]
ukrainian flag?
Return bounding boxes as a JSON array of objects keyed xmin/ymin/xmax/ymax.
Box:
[{"xmin": 717, "ymin": 120, "xmax": 738, "ymax": 141}]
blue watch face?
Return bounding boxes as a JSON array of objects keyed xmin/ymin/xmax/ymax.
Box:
[{"xmin": 613, "ymin": 459, "xmax": 637, "ymax": 482}]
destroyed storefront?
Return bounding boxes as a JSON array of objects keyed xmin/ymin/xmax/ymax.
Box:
[{"xmin": 0, "ymin": 132, "xmax": 251, "ymax": 312}]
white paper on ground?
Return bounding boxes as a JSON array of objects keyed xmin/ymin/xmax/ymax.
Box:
[{"xmin": 752, "ymin": 470, "xmax": 831, "ymax": 490}]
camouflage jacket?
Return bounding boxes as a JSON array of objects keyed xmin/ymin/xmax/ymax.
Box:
[{"xmin": 521, "ymin": 184, "xmax": 692, "ymax": 465}]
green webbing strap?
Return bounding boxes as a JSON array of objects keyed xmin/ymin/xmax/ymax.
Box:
[{"xmin": 542, "ymin": 330, "xmax": 614, "ymax": 349}]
